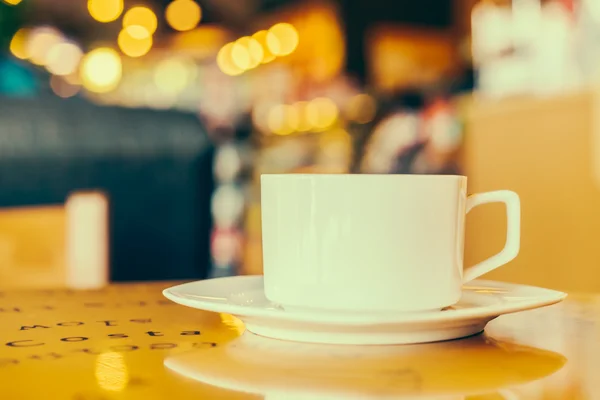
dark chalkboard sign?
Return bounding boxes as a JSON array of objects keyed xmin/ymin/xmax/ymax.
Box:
[{"xmin": 0, "ymin": 95, "xmax": 215, "ymax": 281}]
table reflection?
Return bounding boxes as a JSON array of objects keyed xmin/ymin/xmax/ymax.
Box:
[{"xmin": 165, "ymin": 330, "xmax": 566, "ymax": 399}]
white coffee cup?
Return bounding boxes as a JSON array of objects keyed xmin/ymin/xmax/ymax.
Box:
[{"xmin": 261, "ymin": 174, "xmax": 520, "ymax": 313}]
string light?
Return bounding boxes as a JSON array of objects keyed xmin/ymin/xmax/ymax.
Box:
[
  {"xmin": 307, "ymin": 97, "xmax": 338, "ymax": 130},
  {"xmin": 231, "ymin": 40, "xmax": 251, "ymax": 71},
  {"xmin": 293, "ymin": 101, "xmax": 311, "ymax": 131},
  {"xmin": 217, "ymin": 43, "xmax": 243, "ymax": 76},
  {"xmin": 268, "ymin": 104, "xmax": 293, "ymax": 136},
  {"xmin": 263, "ymin": 98, "xmax": 338, "ymax": 134},
  {"xmin": 252, "ymin": 30, "xmax": 276, "ymax": 64},
  {"xmin": 216, "ymin": 22, "xmax": 299, "ymax": 76},
  {"xmin": 80, "ymin": 48, "xmax": 122, "ymax": 93},
  {"xmin": 165, "ymin": 0, "xmax": 202, "ymax": 32},
  {"xmin": 88, "ymin": 0, "xmax": 123, "ymax": 23},
  {"xmin": 234, "ymin": 37, "xmax": 263, "ymax": 69}
]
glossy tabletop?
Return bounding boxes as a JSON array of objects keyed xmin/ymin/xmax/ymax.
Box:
[{"xmin": 0, "ymin": 282, "xmax": 595, "ymax": 399}]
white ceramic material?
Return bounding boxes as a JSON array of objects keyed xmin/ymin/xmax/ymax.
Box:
[
  {"xmin": 261, "ymin": 174, "xmax": 521, "ymax": 313},
  {"xmin": 162, "ymin": 276, "xmax": 565, "ymax": 345}
]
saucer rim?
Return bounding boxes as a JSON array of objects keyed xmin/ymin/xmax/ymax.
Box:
[{"xmin": 162, "ymin": 276, "xmax": 567, "ymax": 326}]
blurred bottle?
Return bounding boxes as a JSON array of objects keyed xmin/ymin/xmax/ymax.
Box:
[
  {"xmin": 472, "ymin": 0, "xmax": 521, "ymax": 98},
  {"xmin": 472, "ymin": 0, "xmax": 582, "ymax": 98},
  {"xmin": 576, "ymin": 0, "xmax": 600, "ymax": 83},
  {"xmin": 531, "ymin": 0, "xmax": 580, "ymax": 96}
]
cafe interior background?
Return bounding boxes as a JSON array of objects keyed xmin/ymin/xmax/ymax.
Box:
[{"xmin": 0, "ymin": 0, "xmax": 598, "ymax": 292}]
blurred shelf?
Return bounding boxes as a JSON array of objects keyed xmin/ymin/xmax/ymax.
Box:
[{"xmin": 460, "ymin": 86, "xmax": 600, "ymax": 293}]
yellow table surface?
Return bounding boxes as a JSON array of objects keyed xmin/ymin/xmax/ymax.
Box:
[{"xmin": 0, "ymin": 282, "xmax": 595, "ymax": 399}]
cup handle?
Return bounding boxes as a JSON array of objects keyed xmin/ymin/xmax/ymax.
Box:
[{"xmin": 463, "ymin": 190, "xmax": 521, "ymax": 283}]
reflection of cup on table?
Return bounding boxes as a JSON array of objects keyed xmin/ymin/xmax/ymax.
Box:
[
  {"xmin": 261, "ymin": 174, "xmax": 520, "ymax": 313},
  {"xmin": 165, "ymin": 331, "xmax": 565, "ymax": 399}
]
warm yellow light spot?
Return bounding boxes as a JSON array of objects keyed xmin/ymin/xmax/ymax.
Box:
[
  {"xmin": 3, "ymin": 0, "xmax": 22, "ymax": 6},
  {"xmin": 346, "ymin": 94, "xmax": 377, "ymax": 124},
  {"xmin": 118, "ymin": 28, "xmax": 153, "ymax": 58},
  {"xmin": 88, "ymin": 0, "xmax": 124, "ymax": 23},
  {"xmin": 125, "ymin": 25, "xmax": 151, "ymax": 39},
  {"xmin": 123, "ymin": 6, "xmax": 158, "ymax": 35},
  {"xmin": 217, "ymin": 43, "xmax": 243, "ymax": 76},
  {"xmin": 95, "ymin": 352, "xmax": 129, "ymax": 392},
  {"xmin": 50, "ymin": 75, "xmax": 80, "ymax": 99},
  {"xmin": 26, "ymin": 27, "xmax": 63, "ymax": 66},
  {"xmin": 252, "ymin": 30, "xmax": 276, "ymax": 63},
  {"xmin": 46, "ymin": 42, "xmax": 83, "ymax": 76},
  {"xmin": 266, "ymin": 23, "xmax": 299, "ymax": 56},
  {"xmin": 235, "ymin": 36, "xmax": 263, "ymax": 69},
  {"xmin": 9, "ymin": 28, "xmax": 29, "ymax": 60},
  {"xmin": 268, "ymin": 104, "xmax": 296, "ymax": 135},
  {"xmin": 80, "ymin": 48, "xmax": 122, "ymax": 93},
  {"xmin": 293, "ymin": 101, "xmax": 311, "ymax": 131},
  {"xmin": 231, "ymin": 41, "xmax": 251, "ymax": 71},
  {"xmin": 307, "ymin": 97, "xmax": 338, "ymax": 130},
  {"xmin": 154, "ymin": 58, "xmax": 193, "ymax": 95},
  {"xmin": 166, "ymin": 0, "xmax": 202, "ymax": 32},
  {"xmin": 220, "ymin": 313, "xmax": 245, "ymax": 335},
  {"xmin": 283, "ymin": 104, "xmax": 299, "ymax": 131}
]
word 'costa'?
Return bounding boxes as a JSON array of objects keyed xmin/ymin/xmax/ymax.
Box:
[{"xmin": 19, "ymin": 319, "xmax": 153, "ymax": 330}]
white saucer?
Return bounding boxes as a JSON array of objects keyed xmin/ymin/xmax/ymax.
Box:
[{"xmin": 162, "ymin": 276, "xmax": 566, "ymax": 345}]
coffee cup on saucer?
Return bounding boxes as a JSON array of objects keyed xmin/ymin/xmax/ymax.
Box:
[{"xmin": 260, "ymin": 174, "xmax": 520, "ymax": 313}]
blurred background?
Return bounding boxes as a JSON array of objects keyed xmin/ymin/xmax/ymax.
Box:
[{"xmin": 0, "ymin": 0, "xmax": 597, "ymax": 292}]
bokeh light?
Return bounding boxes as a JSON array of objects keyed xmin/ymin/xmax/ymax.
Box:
[
  {"xmin": 80, "ymin": 48, "xmax": 122, "ymax": 93},
  {"xmin": 235, "ymin": 37, "xmax": 263, "ymax": 69},
  {"xmin": 293, "ymin": 101, "xmax": 312, "ymax": 131},
  {"xmin": 88, "ymin": 0, "xmax": 124, "ymax": 23},
  {"xmin": 9, "ymin": 28, "xmax": 29, "ymax": 60},
  {"xmin": 50, "ymin": 75, "xmax": 81, "ymax": 98},
  {"xmin": 26, "ymin": 27, "xmax": 63, "ymax": 66},
  {"xmin": 123, "ymin": 6, "xmax": 158, "ymax": 35},
  {"xmin": 267, "ymin": 104, "xmax": 287, "ymax": 135},
  {"xmin": 267, "ymin": 104, "xmax": 298, "ymax": 135},
  {"xmin": 46, "ymin": 42, "xmax": 83, "ymax": 76},
  {"xmin": 307, "ymin": 97, "xmax": 338, "ymax": 130},
  {"xmin": 266, "ymin": 23, "xmax": 299, "ymax": 56},
  {"xmin": 252, "ymin": 30, "xmax": 276, "ymax": 64},
  {"xmin": 125, "ymin": 25, "xmax": 151, "ymax": 39},
  {"xmin": 118, "ymin": 28, "xmax": 153, "ymax": 58},
  {"xmin": 165, "ymin": 0, "xmax": 202, "ymax": 32},
  {"xmin": 154, "ymin": 58, "xmax": 194, "ymax": 95},
  {"xmin": 231, "ymin": 41, "xmax": 251, "ymax": 71},
  {"xmin": 283, "ymin": 104, "xmax": 299, "ymax": 131},
  {"xmin": 217, "ymin": 43, "xmax": 243, "ymax": 76}
]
